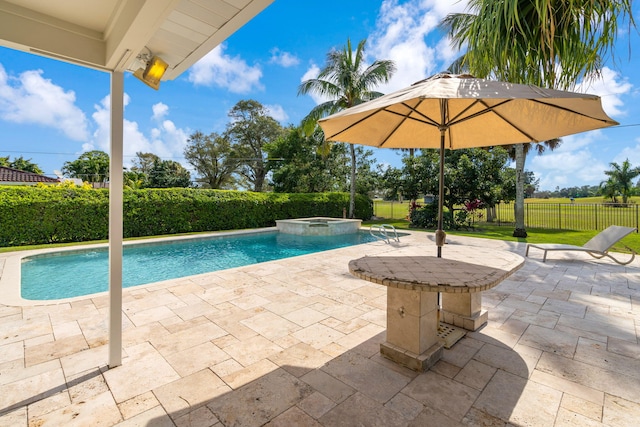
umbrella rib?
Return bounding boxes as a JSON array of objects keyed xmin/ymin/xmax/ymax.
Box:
[
  {"xmin": 323, "ymin": 108, "xmax": 385, "ymax": 141},
  {"xmin": 378, "ymin": 100, "xmax": 441, "ymax": 147},
  {"xmin": 531, "ymin": 99, "xmax": 618, "ymax": 125}
]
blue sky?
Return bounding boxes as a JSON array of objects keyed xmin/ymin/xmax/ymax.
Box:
[{"xmin": 1, "ymin": 0, "xmax": 639, "ymax": 191}]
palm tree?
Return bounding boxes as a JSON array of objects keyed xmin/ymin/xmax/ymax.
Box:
[
  {"xmin": 442, "ymin": 0, "xmax": 634, "ymax": 237},
  {"xmin": 602, "ymin": 159, "xmax": 640, "ymax": 204},
  {"xmin": 298, "ymin": 39, "xmax": 395, "ymax": 218}
]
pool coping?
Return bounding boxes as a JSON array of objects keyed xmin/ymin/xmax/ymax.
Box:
[{"xmin": 0, "ymin": 226, "xmax": 395, "ymax": 307}]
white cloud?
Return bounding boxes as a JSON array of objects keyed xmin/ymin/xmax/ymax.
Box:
[
  {"xmin": 269, "ymin": 48, "xmax": 300, "ymax": 67},
  {"xmin": 575, "ymin": 67, "xmax": 632, "ymax": 118},
  {"xmin": 152, "ymin": 102, "xmax": 169, "ymax": 120},
  {"xmin": 529, "ymin": 131, "xmax": 609, "ymax": 189},
  {"xmin": 187, "ymin": 44, "xmax": 263, "ymax": 93},
  {"xmin": 0, "ymin": 64, "xmax": 89, "ymax": 140},
  {"xmin": 368, "ymin": 0, "xmax": 469, "ymax": 92},
  {"xmin": 265, "ymin": 104, "xmax": 289, "ymax": 123},
  {"xmin": 84, "ymin": 95, "xmax": 189, "ymax": 168}
]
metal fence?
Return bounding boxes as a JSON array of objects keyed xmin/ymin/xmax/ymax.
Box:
[
  {"xmin": 373, "ymin": 200, "xmax": 640, "ymax": 232},
  {"xmin": 489, "ymin": 202, "xmax": 639, "ymax": 231}
]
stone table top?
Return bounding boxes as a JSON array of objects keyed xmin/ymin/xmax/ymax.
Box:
[{"xmin": 348, "ymin": 246, "xmax": 524, "ymax": 293}]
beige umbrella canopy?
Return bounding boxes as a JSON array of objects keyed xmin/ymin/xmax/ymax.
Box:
[{"xmin": 318, "ymin": 73, "xmax": 618, "ymax": 257}]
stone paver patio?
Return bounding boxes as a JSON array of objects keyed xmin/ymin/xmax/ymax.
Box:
[{"xmin": 1, "ymin": 230, "xmax": 639, "ymax": 426}]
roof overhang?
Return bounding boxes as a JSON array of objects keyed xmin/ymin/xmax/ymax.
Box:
[{"xmin": 0, "ymin": 0, "xmax": 273, "ymax": 79}]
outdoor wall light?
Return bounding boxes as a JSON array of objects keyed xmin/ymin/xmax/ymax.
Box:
[{"xmin": 133, "ymin": 55, "xmax": 168, "ymax": 90}]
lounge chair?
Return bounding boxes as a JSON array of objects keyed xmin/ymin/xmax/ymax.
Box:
[{"xmin": 525, "ymin": 225, "xmax": 637, "ymax": 265}]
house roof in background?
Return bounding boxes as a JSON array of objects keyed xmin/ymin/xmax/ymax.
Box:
[
  {"xmin": 0, "ymin": 0, "xmax": 274, "ymax": 79},
  {"xmin": 0, "ymin": 166, "xmax": 60, "ymax": 183}
]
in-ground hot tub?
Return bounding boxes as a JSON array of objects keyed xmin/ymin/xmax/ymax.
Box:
[{"xmin": 276, "ymin": 217, "xmax": 362, "ymax": 236}]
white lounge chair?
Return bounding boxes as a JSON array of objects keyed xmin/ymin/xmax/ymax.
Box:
[{"xmin": 525, "ymin": 225, "xmax": 637, "ymax": 265}]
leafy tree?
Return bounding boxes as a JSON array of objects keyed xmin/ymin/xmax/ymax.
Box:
[
  {"xmin": 62, "ymin": 150, "xmax": 110, "ymax": 182},
  {"xmin": 601, "ymin": 159, "xmax": 640, "ymax": 203},
  {"xmin": 0, "ymin": 155, "xmax": 44, "ymax": 174},
  {"xmin": 298, "ymin": 38, "xmax": 396, "ymax": 218},
  {"xmin": 442, "ymin": 0, "xmax": 634, "ymax": 237},
  {"xmin": 147, "ymin": 159, "xmax": 191, "ymax": 188},
  {"xmin": 184, "ymin": 131, "xmax": 240, "ymax": 189},
  {"xmin": 266, "ymin": 127, "xmax": 349, "ymax": 193},
  {"xmin": 131, "ymin": 152, "xmax": 160, "ymax": 175},
  {"xmin": 226, "ymin": 100, "xmax": 283, "ymax": 192},
  {"xmin": 402, "ymin": 147, "xmax": 510, "ymax": 212}
]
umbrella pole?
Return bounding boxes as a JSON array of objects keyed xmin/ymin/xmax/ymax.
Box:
[{"xmin": 436, "ymin": 128, "xmax": 446, "ymax": 258}]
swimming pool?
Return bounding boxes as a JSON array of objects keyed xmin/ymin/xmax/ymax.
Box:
[{"xmin": 21, "ymin": 230, "xmax": 381, "ymax": 300}]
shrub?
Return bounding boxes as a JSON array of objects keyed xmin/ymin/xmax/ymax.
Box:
[{"xmin": 0, "ymin": 187, "xmax": 373, "ymax": 247}]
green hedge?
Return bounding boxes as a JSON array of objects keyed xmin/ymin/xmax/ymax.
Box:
[{"xmin": 0, "ymin": 187, "xmax": 373, "ymax": 246}]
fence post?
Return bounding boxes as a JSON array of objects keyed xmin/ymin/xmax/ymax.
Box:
[{"xmin": 558, "ymin": 204, "xmax": 561, "ymax": 229}]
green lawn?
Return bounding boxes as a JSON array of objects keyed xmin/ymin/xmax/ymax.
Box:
[{"xmin": 363, "ymin": 219, "xmax": 639, "ymax": 254}]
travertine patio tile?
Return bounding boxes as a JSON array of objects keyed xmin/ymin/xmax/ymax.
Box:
[
  {"xmin": 530, "ymin": 369, "xmax": 603, "ymax": 404},
  {"xmin": 403, "ymin": 370, "xmax": 479, "ymax": 421},
  {"xmin": 153, "ymin": 369, "xmax": 230, "ymax": 420},
  {"xmin": 297, "ymin": 391, "xmax": 336, "ymax": 419},
  {"xmin": 164, "ymin": 341, "xmax": 230, "ymax": 377},
  {"xmin": 114, "ymin": 405, "xmax": 174, "ymax": 427},
  {"xmin": 319, "ymin": 392, "xmax": 408, "ymax": 427},
  {"xmin": 542, "ymin": 298, "xmax": 587, "ymax": 318},
  {"xmin": 0, "ymin": 341, "xmax": 23, "ymax": 365},
  {"xmin": 150, "ymin": 321, "xmax": 227, "ymax": 356},
  {"xmin": 519, "ymin": 324, "xmax": 579, "ymax": 358},
  {"xmin": 265, "ymin": 406, "xmax": 322, "ymax": 427},
  {"xmin": 103, "ymin": 342, "xmax": 180, "ymax": 403},
  {"xmin": 536, "ymin": 352, "xmax": 640, "ymax": 402},
  {"xmin": 173, "ymin": 405, "xmax": 220, "ymax": 427},
  {"xmin": 221, "ymin": 358, "xmax": 278, "ymax": 389},
  {"xmin": 126, "ymin": 305, "xmax": 175, "ymax": 327},
  {"xmin": 454, "ymin": 359, "xmax": 497, "ymax": 391},
  {"xmin": 0, "ymin": 314, "xmax": 52, "ymax": 345},
  {"xmin": 607, "ymin": 336, "xmax": 640, "ymax": 358},
  {"xmin": 117, "ymin": 391, "xmax": 160, "ymax": 420},
  {"xmin": 283, "ymin": 307, "xmax": 330, "ymax": 327},
  {"xmin": 322, "ymin": 352, "xmax": 411, "ymax": 403},
  {"xmin": 384, "ymin": 392, "xmax": 424, "ymax": 420},
  {"xmin": 210, "ymin": 369, "xmax": 313, "ymax": 427},
  {"xmin": 24, "ymin": 334, "xmax": 89, "ymax": 367},
  {"xmin": 300, "ymin": 369, "xmax": 355, "ymax": 404},
  {"xmin": 0, "ymin": 364, "xmax": 66, "ymax": 414},
  {"xmin": 269, "ymin": 342, "xmax": 333, "ymax": 378},
  {"xmin": 208, "ymin": 358, "xmax": 243, "ymax": 381},
  {"xmin": 26, "ymin": 391, "xmax": 71, "ymax": 419},
  {"xmin": 441, "ymin": 338, "xmax": 482, "ymax": 368},
  {"xmin": 293, "ymin": 323, "xmax": 346, "ymax": 349},
  {"xmin": 468, "ymin": 325, "xmax": 521, "ymax": 348},
  {"xmin": 560, "ymin": 394, "xmax": 603, "ymax": 422},
  {"xmin": 554, "ymin": 407, "xmax": 603, "ymax": 427},
  {"xmin": 473, "ymin": 342, "xmax": 533, "ymax": 379},
  {"xmin": 507, "ymin": 309, "xmax": 560, "ymax": 329},
  {"xmin": 26, "ymin": 390, "xmax": 120, "ymax": 426},
  {"xmin": 574, "ymin": 337, "xmax": 640, "ymax": 380},
  {"xmin": 603, "ymin": 393, "xmax": 640, "ymax": 427},
  {"xmin": 241, "ymin": 310, "xmax": 301, "ymax": 339},
  {"xmin": 222, "ymin": 335, "xmax": 284, "ymax": 367}
]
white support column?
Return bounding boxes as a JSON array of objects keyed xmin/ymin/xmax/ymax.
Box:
[{"xmin": 108, "ymin": 71, "xmax": 124, "ymax": 368}]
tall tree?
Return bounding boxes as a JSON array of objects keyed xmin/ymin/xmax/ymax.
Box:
[
  {"xmin": 62, "ymin": 150, "xmax": 110, "ymax": 183},
  {"xmin": 602, "ymin": 159, "xmax": 640, "ymax": 204},
  {"xmin": 147, "ymin": 159, "xmax": 191, "ymax": 188},
  {"xmin": 442, "ymin": 0, "xmax": 634, "ymax": 237},
  {"xmin": 1, "ymin": 156, "xmax": 44, "ymax": 174},
  {"xmin": 266, "ymin": 126, "xmax": 350, "ymax": 193},
  {"xmin": 226, "ymin": 100, "xmax": 283, "ymax": 192},
  {"xmin": 184, "ymin": 131, "xmax": 239, "ymax": 189},
  {"xmin": 298, "ymin": 38, "xmax": 396, "ymax": 218}
]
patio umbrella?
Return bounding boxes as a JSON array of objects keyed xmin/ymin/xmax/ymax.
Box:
[{"xmin": 318, "ymin": 73, "xmax": 618, "ymax": 257}]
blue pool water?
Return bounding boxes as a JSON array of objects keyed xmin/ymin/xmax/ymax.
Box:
[{"xmin": 21, "ymin": 231, "xmax": 380, "ymax": 300}]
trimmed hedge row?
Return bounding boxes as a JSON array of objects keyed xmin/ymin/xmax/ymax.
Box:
[{"xmin": 0, "ymin": 187, "xmax": 373, "ymax": 247}]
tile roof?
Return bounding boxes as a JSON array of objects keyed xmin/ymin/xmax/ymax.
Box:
[{"xmin": 0, "ymin": 166, "xmax": 60, "ymax": 183}]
